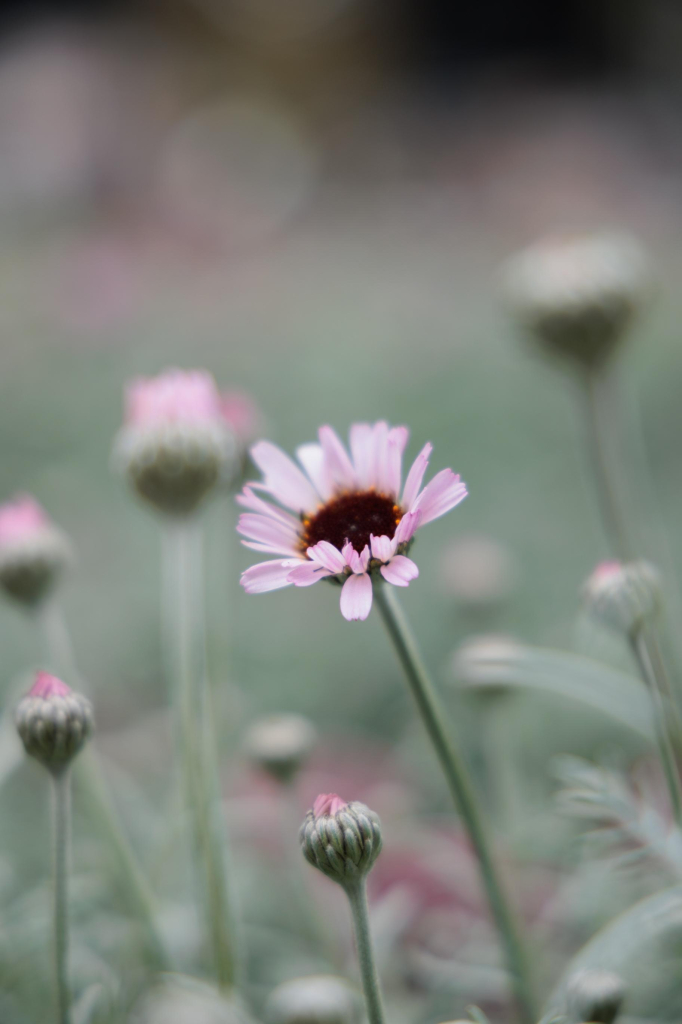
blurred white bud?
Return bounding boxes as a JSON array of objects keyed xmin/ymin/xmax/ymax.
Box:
[
  {"xmin": 566, "ymin": 967, "xmax": 625, "ymax": 1023},
  {"xmin": 266, "ymin": 975, "xmax": 361, "ymax": 1024},
  {"xmin": 504, "ymin": 232, "xmax": 651, "ymax": 367},
  {"xmin": 132, "ymin": 976, "xmax": 251, "ymax": 1024},
  {"xmin": 451, "ymin": 634, "xmax": 524, "ymax": 691},
  {"xmin": 583, "ymin": 560, "xmax": 661, "ymax": 636},
  {"xmin": 244, "ymin": 713, "xmax": 317, "ymax": 783},
  {"xmin": 440, "ymin": 534, "xmax": 516, "ymax": 610}
]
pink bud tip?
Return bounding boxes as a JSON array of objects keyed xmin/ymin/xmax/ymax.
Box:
[
  {"xmin": 593, "ymin": 560, "xmax": 623, "ymax": 580},
  {"xmin": 29, "ymin": 672, "xmax": 72, "ymax": 699},
  {"xmin": 220, "ymin": 391, "xmax": 263, "ymax": 445},
  {"xmin": 124, "ymin": 369, "xmax": 224, "ymax": 427},
  {"xmin": 313, "ymin": 793, "xmax": 348, "ymax": 817},
  {"xmin": 0, "ymin": 495, "xmax": 50, "ymax": 547}
]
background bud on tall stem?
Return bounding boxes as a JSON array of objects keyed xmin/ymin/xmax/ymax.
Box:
[
  {"xmin": 300, "ymin": 794, "xmax": 386, "ymax": 1024},
  {"xmin": 0, "ymin": 496, "xmax": 71, "ymax": 609},
  {"xmin": 16, "ymin": 672, "xmax": 93, "ymax": 1024},
  {"xmin": 114, "ymin": 368, "xmax": 239, "ymax": 989}
]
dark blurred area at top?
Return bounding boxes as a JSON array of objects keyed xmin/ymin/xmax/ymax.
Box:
[{"xmin": 0, "ymin": 0, "xmax": 673, "ymax": 82}]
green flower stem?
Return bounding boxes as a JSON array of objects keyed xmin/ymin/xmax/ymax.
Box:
[
  {"xmin": 630, "ymin": 627, "xmax": 682, "ymax": 828},
  {"xmin": 51, "ymin": 769, "xmax": 71, "ymax": 1024},
  {"xmin": 374, "ymin": 584, "xmax": 537, "ymax": 1024},
  {"xmin": 581, "ymin": 365, "xmax": 634, "ymax": 561},
  {"xmin": 165, "ymin": 520, "xmax": 237, "ymax": 989},
  {"xmin": 37, "ymin": 600, "xmax": 169, "ymax": 969},
  {"xmin": 345, "ymin": 881, "xmax": 386, "ymax": 1024}
]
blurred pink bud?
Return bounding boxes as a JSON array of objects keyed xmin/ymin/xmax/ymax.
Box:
[
  {"xmin": 0, "ymin": 495, "xmax": 50, "ymax": 547},
  {"xmin": 0, "ymin": 495, "xmax": 70, "ymax": 606},
  {"xmin": 125, "ymin": 369, "xmax": 224, "ymax": 427},
  {"xmin": 29, "ymin": 671, "xmax": 71, "ymax": 699},
  {"xmin": 313, "ymin": 793, "xmax": 348, "ymax": 817},
  {"xmin": 221, "ymin": 390, "xmax": 263, "ymax": 448}
]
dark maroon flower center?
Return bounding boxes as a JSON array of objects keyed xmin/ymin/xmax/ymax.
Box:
[{"xmin": 301, "ymin": 491, "xmax": 401, "ymax": 554}]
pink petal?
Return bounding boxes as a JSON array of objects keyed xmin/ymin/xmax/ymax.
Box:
[
  {"xmin": 370, "ymin": 534, "xmax": 393, "ymax": 562},
  {"xmin": 236, "ymin": 487, "xmax": 300, "ymax": 529},
  {"xmin": 372, "ymin": 421, "xmax": 390, "ymax": 493},
  {"xmin": 347, "ymin": 544, "xmax": 370, "ymax": 574},
  {"xmin": 394, "ymin": 509, "xmax": 422, "ymax": 545},
  {"xmin": 381, "ymin": 555, "xmax": 419, "ymax": 587},
  {"xmin": 237, "ymin": 513, "xmax": 299, "ymax": 556},
  {"xmin": 412, "ymin": 470, "xmax": 467, "ymax": 525},
  {"xmin": 296, "ymin": 444, "xmax": 334, "ymax": 502},
  {"xmin": 250, "ymin": 441, "xmax": 320, "ymax": 513},
  {"xmin": 319, "ymin": 426, "xmax": 357, "ymax": 492},
  {"xmin": 350, "ymin": 423, "xmax": 374, "ymax": 489},
  {"xmin": 402, "ymin": 442, "xmax": 433, "ymax": 510},
  {"xmin": 313, "ymin": 793, "xmax": 348, "ymax": 817},
  {"xmin": 340, "ymin": 572, "xmax": 373, "ymax": 621},
  {"xmin": 240, "ymin": 559, "xmax": 300, "ymax": 594},
  {"xmin": 386, "ymin": 426, "xmax": 409, "ymax": 497},
  {"xmin": 342, "ymin": 540, "xmax": 356, "ymax": 566},
  {"xmin": 287, "ymin": 561, "xmax": 333, "ymax": 587},
  {"xmin": 306, "ymin": 541, "xmax": 346, "ymax": 574}
]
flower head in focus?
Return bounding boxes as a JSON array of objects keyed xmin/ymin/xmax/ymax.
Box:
[
  {"xmin": 0, "ymin": 495, "xmax": 71, "ymax": 606},
  {"xmin": 237, "ymin": 422, "xmax": 467, "ymax": 620},
  {"xmin": 114, "ymin": 369, "xmax": 237, "ymax": 516}
]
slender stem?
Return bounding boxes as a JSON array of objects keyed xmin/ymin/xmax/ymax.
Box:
[
  {"xmin": 37, "ymin": 602, "xmax": 168, "ymax": 968},
  {"xmin": 630, "ymin": 629, "xmax": 682, "ymax": 828},
  {"xmin": 581, "ymin": 365, "xmax": 634, "ymax": 561},
  {"xmin": 374, "ymin": 585, "xmax": 537, "ymax": 1024},
  {"xmin": 72, "ymin": 751, "xmax": 168, "ymax": 966},
  {"xmin": 164, "ymin": 519, "xmax": 237, "ymax": 989},
  {"xmin": 346, "ymin": 881, "xmax": 386, "ymax": 1024},
  {"xmin": 51, "ymin": 770, "xmax": 71, "ymax": 1024}
]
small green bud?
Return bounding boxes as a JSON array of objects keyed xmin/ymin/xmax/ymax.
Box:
[
  {"xmin": 300, "ymin": 794, "xmax": 382, "ymax": 889},
  {"xmin": 583, "ymin": 560, "xmax": 661, "ymax": 636},
  {"xmin": 16, "ymin": 672, "xmax": 93, "ymax": 774}
]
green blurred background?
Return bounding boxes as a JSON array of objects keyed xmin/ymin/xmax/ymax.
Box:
[{"xmin": 2, "ymin": 1, "xmax": 682, "ymax": 1018}]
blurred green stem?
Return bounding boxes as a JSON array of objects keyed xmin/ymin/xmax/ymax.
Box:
[
  {"xmin": 630, "ymin": 627, "xmax": 682, "ymax": 828},
  {"xmin": 37, "ymin": 600, "xmax": 169, "ymax": 969},
  {"xmin": 51, "ymin": 769, "xmax": 71, "ymax": 1024},
  {"xmin": 581, "ymin": 365, "xmax": 634, "ymax": 560},
  {"xmin": 374, "ymin": 584, "xmax": 537, "ymax": 1024},
  {"xmin": 345, "ymin": 881, "xmax": 386, "ymax": 1024},
  {"xmin": 164, "ymin": 520, "xmax": 237, "ymax": 990}
]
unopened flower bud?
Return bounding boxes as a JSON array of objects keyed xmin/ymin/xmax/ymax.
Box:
[
  {"xmin": 266, "ymin": 975, "xmax": 361, "ymax": 1024},
  {"xmin": 16, "ymin": 672, "xmax": 93, "ymax": 774},
  {"xmin": 0, "ymin": 496, "xmax": 70, "ymax": 607},
  {"xmin": 114, "ymin": 369, "xmax": 237, "ymax": 517},
  {"xmin": 244, "ymin": 714, "xmax": 317, "ymax": 783},
  {"xmin": 583, "ymin": 560, "xmax": 661, "ymax": 636},
  {"xmin": 566, "ymin": 968, "xmax": 625, "ymax": 1023},
  {"xmin": 503, "ymin": 233, "xmax": 650, "ymax": 368},
  {"xmin": 300, "ymin": 794, "xmax": 382, "ymax": 889},
  {"xmin": 451, "ymin": 634, "xmax": 524, "ymax": 697}
]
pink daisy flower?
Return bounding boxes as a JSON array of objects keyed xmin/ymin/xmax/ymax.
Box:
[{"xmin": 237, "ymin": 422, "xmax": 467, "ymax": 621}]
